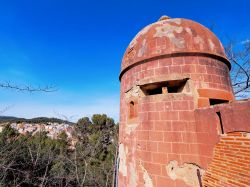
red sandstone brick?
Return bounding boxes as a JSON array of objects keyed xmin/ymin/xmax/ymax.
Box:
[
  {"xmin": 197, "ymin": 132, "xmax": 210, "ymax": 144},
  {"xmin": 172, "ymin": 121, "xmax": 188, "ymax": 131},
  {"xmin": 155, "ymin": 102, "xmax": 165, "ymax": 111},
  {"xmin": 159, "ymin": 58, "xmax": 172, "ymax": 67},
  {"xmin": 190, "ymin": 74, "xmax": 203, "ymax": 81},
  {"xmin": 161, "ymin": 165, "xmax": 168, "ymax": 176},
  {"xmin": 146, "ymin": 60, "xmax": 159, "ymax": 70},
  {"xmin": 182, "ymin": 65, "xmax": 196, "ymax": 73},
  {"xmin": 181, "ymin": 95, "xmax": 193, "ymax": 100},
  {"xmin": 208, "ymin": 82, "xmax": 219, "ymax": 89},
  {"xmin": 138, "ymin": 151, "xmax": 152, "ymax": 162},
  {"xmin": 148, "ymin": 112, "xmax": 160, "ymax": 121},
  {"xmin": 158, "ymin": 142, "xmax": 172, "ymax": 153},
  {"xmin": 152, "ymin": 152, "xmax": 168, "ymax": 164},
  {"xmin": 184, "ymin": 56, "xmax": 198, "ymax": 64},
  {"xmin": 173, "ymin": 56, "xmax": 184, "ymax": 65},
  {"xmin": 154, "ymin": 67, "xmax": 169, "ymax": 76},
  {"xmin": 154, "ymin": 121, "xmax": 172, "ymax": 131},
  {"xmin": 164, "ymin": 101, "xmax": 172, "ymax": 110},
  {"xmin": 203, "ymin": 74, "xmax": 213, "ymax": 82},
  {"xmin": 168, "ymin": 153, "xmax": 181, "ymax": 162},
  {"xmin": 144, "ymin": 162, "xmax": 161, "ymax": 175},
  {"xmin": 188, "ymin": 101, "xmax": 195, "ymax": 110},
  {"xmin": 175, "ymin": 178, "xmax": 188, "ymax": 187},
  {"xmin": 149, "ymin": 131, "xmax": 164, "ymax": 141},
  {"xmin": 172, "ymin": 143, "xmax": 190, "ymax": 154},
  {"xmin": 157, "ymin": 176, "xmax": 175, "ymax": 187},
  {"xmin": 142, "ymin": 121, "xmax": 154, "ymax": 131},
  {"xmin": 197, "ymin": 88, "xmax": 234, "ymax": 100},
  {"xmin": 144, "ymin": 69, "xmax": 155, "ymax": 78},
  {"xmin": 138, "ymin": 71, "xmax": 145, "ymax": 79},
  {"xmin": 160, "ymin": 111, "xmax": 178, "ymax": 120},
  {"xmin": 172, "ymin": 100, "xmax": 189, "ymax": 110},
  {"xmin": 169, "ymin": 66, "xmax": 182, "ymax": 73},
  {"xmin": 139, "ymin": 112, "xmax": 148, "ymax": 122},
  {"xmin": 178, "ymin": 111, "xmax": 194, "ymax": 121},
  {"xmin": 147, "ymin": 141, "xmax": 158, "ymax": 152},
  {"xmin": 227, "ymin": 132, "xmax": 244, "ymax": 137},
  {"xmin": 188, "ymin": 144, "xmax": 199, "ymax": 154},
  {"xmin": 213, "ymin": 75, "xmax": 222, "ymax": 84},
  {"xmin": 137, "ymin": 140, "xmax": 147, "ymax": 151},
  {"xmin": 138, "ymin": 171, "xmax": 144, "ymax": 184},
  {"xmin": 140, "ymin": 102, "xmax": 154, "ymax": 112},
  {"xmin": 182, "ymin": 132, "xmax": 197, "ymax": 142},
  {"xmin": 185, "ymin": 122, "xmax": 197, "ymax": 132},
  {"xmin": 198, "ymin": 97, "xmax": 210, "ymax": 108},
  {"xmin": 199, "ymin": 144, "xmax": 213, "ymax": 156},
  {"xmin": 181, "ymin": 154, "xmax": 201, "ymax": 164},
  {"xmin": 137, "ymin": 131, "xmax": 149, "ymax": 140},
  {"xmin": 202, "ymin": 132, "xmax": 250, "ymax": 187},
  {"xmin": 164, "ymin": 132, "xmax": 183, "ymax": 142},
  {"xmin": 206, "ymin": 66, "xmax": 216, "ymax": 74},
  {"xmin": 196, "ymin": 65, "xmax": 207, "ymax": 73}
]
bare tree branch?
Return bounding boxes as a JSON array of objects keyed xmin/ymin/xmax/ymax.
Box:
[
  {"xmin": 225, "ymin": 40, "xmax": 250, "ymax": 98},
  {"xmin": 40, "ymin": 151, "xmax": 52, "ymax": 187},
  {"xmin": 81, "ymin": 159, "xmax": 87, "ymax": 187},
  {"xmin": 0, "ymin": 105, "xmax": 14, "ymax": 115},
  {"xmin": 53, "ymin": 110, "xmax": 77, "ymax": 122},
  {"xmin": 0, "ymin": 82, "xmax": 57, "ymax": 92}
]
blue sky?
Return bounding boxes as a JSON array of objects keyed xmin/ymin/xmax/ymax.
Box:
[{"xmin": 0, "ymin": 0, "xmax": 249, "ymax": 121}]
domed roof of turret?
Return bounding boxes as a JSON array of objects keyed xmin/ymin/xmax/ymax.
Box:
[{"xmin": 121, "ymin": 16, "xmax": 229, "ymax": 73}]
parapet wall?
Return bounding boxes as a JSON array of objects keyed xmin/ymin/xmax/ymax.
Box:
[
  {"xmin": 195, "ymin": 99, "xmax": 250, "ymax": 134},
  {"xmin": 194, "ymin": 99, "xmax": 250, "ymax": 187},
  {"xmin": 118, "ymin": 99, "xmax": 250, "ymax": 187}
]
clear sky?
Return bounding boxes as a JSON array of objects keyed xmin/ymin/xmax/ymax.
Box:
[{"xmin": 0, "ymin": 0, "xmax": 249, "ymax": 121}]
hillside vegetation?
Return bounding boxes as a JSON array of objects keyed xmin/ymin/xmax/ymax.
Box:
[{"xmin": 0, "ymin": 114, "xmax": 118, "ymax": 187}]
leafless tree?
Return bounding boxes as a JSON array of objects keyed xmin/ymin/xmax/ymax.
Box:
[
  {"xmin": 0, "ymin": 81, "xmax": 57, "ymax": 93},
  {"xmin": 225, "ymin": 40, "xmax": 250, "ymax": 98},
  {"xmin": 53, "ymin": 110, "xmax": 77, "ymax": 122},
  {"xmin": 0, "ymin": 81, "xmax": 56, "ymax": 117},
  {"xmin": 0, "ymin": 105, "xmax": 14, "ymax": 115}
]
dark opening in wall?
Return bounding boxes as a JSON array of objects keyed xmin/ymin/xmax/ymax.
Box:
[
  {"xmin": 147, "ymin": 87, "xmax": 163, "ymax": 95},
  {"xmin": 168, "ymin": 80, "xmax": 186, "ymax": 93},
  {"xmin": 216, "ymin": 111, "xmax": 224, "ymax": 134},
  {"xmin": 129, "ymin": 101, "xmax": 138, "ymax": 119},
  {"xmin": 209, "ymin": 99, "xmax": 228, "ymax": 106},
  {"xmin": 141, "ymin": 79, "xmax": 188, "ymax": 96}
]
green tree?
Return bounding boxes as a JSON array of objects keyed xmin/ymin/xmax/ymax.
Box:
[{"xmin": 0, "ymin": 114, "xmax": 118, "ymax": 187}]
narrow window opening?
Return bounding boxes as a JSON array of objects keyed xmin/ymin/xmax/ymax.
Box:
[
  {"xmin": 209, "ymin": 99, "xmax": 228, "ymax": 106},
  {"xmin": 141, "ymin": 79, "xmax": 188, "ymax": 96},
  {"xmin": 216, "ymin": 111, "xmax": 224, "ymax": 134},
  {"xmin": 147, "ymin": 87, "xmax": 163, "ymax": 95},
  {"xmin": 129, "ymin": 101, "xmax": 137, "ymax": 119},
  {"xmin": 167, "ymin": 80, "xmax": 186, "ymax": 93}
]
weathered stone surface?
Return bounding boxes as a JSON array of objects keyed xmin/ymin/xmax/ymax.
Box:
[
  {"xmin": 166, "ymin": 160, "xmax": 204, "ymax": 187},
  {"xmin": 118, "ymin": 15, "xmax": 249, "ymax": 187}
]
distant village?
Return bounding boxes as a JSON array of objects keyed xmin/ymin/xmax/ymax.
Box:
[{"xmin": 0, "ymin": 122, "xmax": 78, "ymax": 149}]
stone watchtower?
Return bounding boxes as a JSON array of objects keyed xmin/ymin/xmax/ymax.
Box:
[{"xmin": 118, "ymin": 16, "xmax": 234, "ymax": 187}]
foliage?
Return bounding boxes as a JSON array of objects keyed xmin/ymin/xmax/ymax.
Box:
[{"xmin": 0, "ymin": 114, "xmax": 118, "ymax": 187}]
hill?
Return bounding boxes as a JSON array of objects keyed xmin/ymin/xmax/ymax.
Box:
[{"xmin": 0, "ymin": 116, "xmax": 75, "ymax": 125}]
